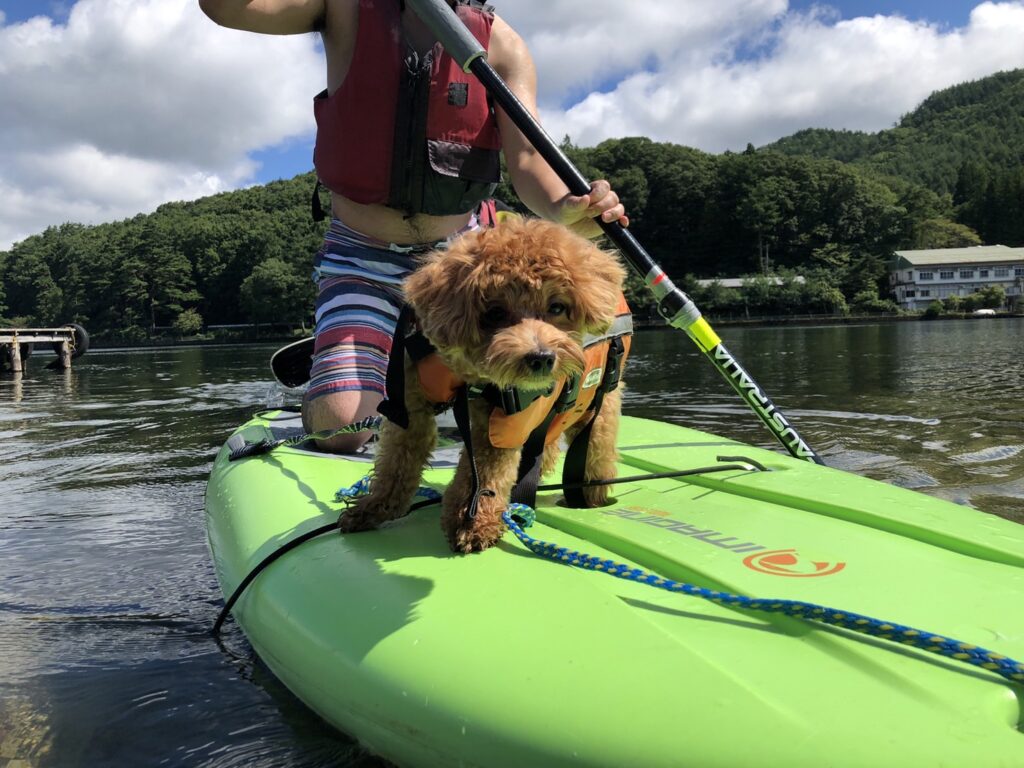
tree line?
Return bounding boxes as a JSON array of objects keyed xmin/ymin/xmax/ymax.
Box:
[
  {"xmin": 2, "ymin": 70, "xmax": 1022, "ymax": 340},
  {"xmin": 0, "ymin": 178, "xmax": 322, "ymax": 343}
]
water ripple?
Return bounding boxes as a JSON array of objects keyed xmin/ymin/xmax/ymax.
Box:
[{"xmin": 951, "ymin": 444, "xmax": 1024, "ymax": 465}]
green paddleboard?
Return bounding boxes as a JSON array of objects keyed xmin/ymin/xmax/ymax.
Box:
[{"xmin": 206, "ymin": 410, "xmax": 1024, "ymax": 767}]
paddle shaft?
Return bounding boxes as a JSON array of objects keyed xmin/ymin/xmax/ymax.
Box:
[{"xmin": 407, "ymin": 0, "xmax": 824, "ymax": 465}]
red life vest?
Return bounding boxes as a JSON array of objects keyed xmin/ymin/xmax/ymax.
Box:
[{"xmin": 313, "ymin": 0, "xmax": 502, "ymax": 216}]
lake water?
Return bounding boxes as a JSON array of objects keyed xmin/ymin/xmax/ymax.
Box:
[{"xmin": 1, "ymin": 318, "xmax": 1021, "ymax": 766}]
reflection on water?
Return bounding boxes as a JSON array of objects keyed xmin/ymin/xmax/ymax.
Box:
[
  {"xmin": 625, "ymin": 319, "xmax": 1024, "ymax": 520},
  {"xmin": 0, "ymin": 321, "xmax": 1021, "ymax": 766},
  {"xmin": 0, "ymin": 346, "xmax": 371, "ymax": 768}
]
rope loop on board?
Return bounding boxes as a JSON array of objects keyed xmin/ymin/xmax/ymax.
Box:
[
  {"xmin": 500, "ymin": 507, "xmax": 1024, "ymax": 686},
  {"xmin": 228, "ymin": 416, "xmax": 384, "ymax": 461}
]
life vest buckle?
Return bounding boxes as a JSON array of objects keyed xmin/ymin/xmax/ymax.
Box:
[
  {"xmin": 599, "ymin": 336, "xmax": 626, "ymax": 394},
  {"xmin": 481, "ymin": 383, "xmax": 554, "ymax": 415},
  {"xmin": 553, "ymin": 374, "xmax": 580, "ymax": 413}
]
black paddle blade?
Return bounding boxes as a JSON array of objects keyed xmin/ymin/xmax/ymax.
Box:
[{"xmin": 270, "ymin": 337, "xmax": 315, "ymax": 388}]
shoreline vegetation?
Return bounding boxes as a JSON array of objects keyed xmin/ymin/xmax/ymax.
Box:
[
  {"xmin": 66, "ymin": 310, "xmax": 1020, "ymax": 352},
  {"xmin": 2, "ymin": 70, "xmax": 1024, "ymax": 346}
]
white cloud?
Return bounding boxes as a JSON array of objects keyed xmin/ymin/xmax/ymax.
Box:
[
  {"xmin": 3, "ymin": 1, "xmax": 1024, "ymax": 250},
  {"xmin": 500, "ymin": 0, "xmax": 788, "ymax": 104},
  {"xmin": 524, "ymin": 2, "xmax": 1024, "ymax": 151},
  {"xmin": 0, "ymin": 0, "xmax": 322, "ymax": 249}
]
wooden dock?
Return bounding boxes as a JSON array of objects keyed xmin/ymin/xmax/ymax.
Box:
[{"xmin": 0, "ymin": 327, "xmax": 83, "ymax": 372}]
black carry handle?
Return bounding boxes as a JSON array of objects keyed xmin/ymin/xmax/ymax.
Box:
[{"xmin": 407, "ymin": 0, "xmax": 824, "ymax": 465}]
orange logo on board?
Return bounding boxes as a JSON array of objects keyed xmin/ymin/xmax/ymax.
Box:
[{"xmin": 743, "ymin": 549, "xmax": 846, "ymax": 578}]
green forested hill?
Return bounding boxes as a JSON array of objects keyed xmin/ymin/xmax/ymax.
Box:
[
  {"xmin": 0, "ymin": 147, "xmax": 946, "ymax": 338},
  {"xmin": 767, "ymin": 69, "xmax": 1024, "ymax": 191},
  {"xmin": 0, "ymin": 175, "xmax": 324, "ymax": 343},
  {"xmin": 765, "ymin": 69, "xmax": 1024, "ymax": 246},
  {"xmin": 2, "ymin": 69, "xmax": 1022, "ymax": 339}
]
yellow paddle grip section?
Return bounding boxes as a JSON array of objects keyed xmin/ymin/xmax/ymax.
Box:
[{"xmin": 686, "ymin": 317, "xmax": 721, "ymax": 353}]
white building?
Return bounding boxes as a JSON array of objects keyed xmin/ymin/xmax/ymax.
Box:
[{"xmin": 890, "ymin": 245, "xmax": 1024, "ymax": 311}]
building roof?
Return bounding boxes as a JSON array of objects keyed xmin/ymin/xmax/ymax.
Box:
[{"xmin": 893, "ymin": 245, "xmax": 1024, "ymax": 267}]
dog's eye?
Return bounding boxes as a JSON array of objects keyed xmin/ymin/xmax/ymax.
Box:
[
  {"xmin": 483, "ymin": 305, "xmax": 510, "ymax": 327},
  {"xmin": 548, "ymin": 302, "xmax": 570, "ymax": 318}
]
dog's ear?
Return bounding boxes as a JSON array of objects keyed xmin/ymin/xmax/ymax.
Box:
[
  {"xmin": 404, "ymin": 246, "xmax": 482, "ymax": 350},
  {"xmin": 567, "ymin": 241, "xmax": 628, "ymax": 335}
]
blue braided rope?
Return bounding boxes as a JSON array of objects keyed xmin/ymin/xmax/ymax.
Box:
[
  {"xmin": 503, "ymin": 505, "xmax": 1024, "ymax": 686},
  {"xmin": 335, "ymin": 475, "xmax": 373, "ymax": 501},
  {"xmin": 335, "ymin": 477, "xmax": 442, "ymax": 504}
]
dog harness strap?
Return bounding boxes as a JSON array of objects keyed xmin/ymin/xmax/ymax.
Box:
[
  {"xmin": 377, "ymin": 304, "xmax": 417, "ymax": 429},
  {"xmin": 510, "ymin": 407, "xmax": 557, "ymax": 508},
  {"xmin": 452, "ymin": 386, "xmax": 491, "ymax": 520},
  {"xmin": 561, "ymin": 335, "xmax": 627, "ymax": 508}
]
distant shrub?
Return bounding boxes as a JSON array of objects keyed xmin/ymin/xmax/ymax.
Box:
[
  {"xmin": 173, "ymin": 308, "xmax": 204, "ymax": 338},
  {"xmin": 850, "ymin": 289, "xmax": 900, "ymax": 314}
]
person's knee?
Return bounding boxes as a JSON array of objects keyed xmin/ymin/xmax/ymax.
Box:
[{"xmin": 302, "ymin": 390, "xmax": 381, "ymax": 454}]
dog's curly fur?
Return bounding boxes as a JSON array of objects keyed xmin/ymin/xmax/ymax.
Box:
[{"xmin": 339, "ymin": 217, "xmax": 627, "ymax": 553}]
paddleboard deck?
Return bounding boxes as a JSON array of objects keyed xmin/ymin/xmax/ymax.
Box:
[{"xmin": 206, "ymin": 410, "xmax": 1024, "ymax": 767}]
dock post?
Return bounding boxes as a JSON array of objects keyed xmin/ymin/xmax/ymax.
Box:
[
  {"xmin": 8, "ymin": 341, "xmax": 22, "ymax": 373},
  {"xmin": 58, "ymin": 340, "xmax": 72, "ymax": 370}
]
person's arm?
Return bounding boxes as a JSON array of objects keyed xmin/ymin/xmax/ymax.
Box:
[
  {"xmin": 489, "ymin": 16, "xmax": 627, "ymax": 239},
  {"xmin": 197, "ymin": 0, "xmax": 327, "ymax": 34}
]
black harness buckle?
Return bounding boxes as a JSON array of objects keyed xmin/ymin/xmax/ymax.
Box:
[
  {"xmin": 480, "ymin": 383, "xmax": 554, "ymax": 415},
  {"xmin": 599, "ymin": 336, "xmax": 626, "ymax": 395}
]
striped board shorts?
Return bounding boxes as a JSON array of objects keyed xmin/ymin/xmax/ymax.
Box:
[{"xmin": 307, "ymin": 216, "xmax": 477, "ymax": 402}]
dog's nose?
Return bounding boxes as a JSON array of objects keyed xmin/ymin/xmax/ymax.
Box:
[{"xmin": 524, "ymin": 351, "xmax": 556, "ymax": 374}]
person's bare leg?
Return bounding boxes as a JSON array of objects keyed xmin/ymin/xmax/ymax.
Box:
[{"xmin": 301, "ymin": 388, "xmax": 382, "ymax": 453}]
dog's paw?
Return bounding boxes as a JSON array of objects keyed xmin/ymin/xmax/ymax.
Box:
[
  {"xmin": 448, "ymin": 522, "xmax": 506, "ymax": 554},
  {"xmin": 581, "ymin": 482, "xmax": 611, "ymax": 507},
  {"xmin": 338, "ymin": 496, "xmax": 390, "ymax": 533},
  {"xmin": 337, "ymin": 510, "xmax": 377, "ymax": 534},
  {"xmin": 442, "ymin": 498, "xmax": 507, "ymax": 553}
]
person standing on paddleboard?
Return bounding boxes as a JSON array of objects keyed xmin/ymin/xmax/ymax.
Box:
[{"xmin": 199, "ymin": 0, "xmax": 628, "ymax": 452}]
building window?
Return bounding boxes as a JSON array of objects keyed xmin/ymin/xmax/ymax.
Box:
[
  {"xmin": 920, "ymin": 290, "xmax": 930, "ymax": 297},
  {"xmin": 994, "ymin": 268, "xmax": 1009, "ymax": 277},
  {"xmin": 919, "ymin": 271, "xmax": 933, "ymax": 280},
  {"xmin": 906, "ymin": 271, "xmax": 913, "ymax": 280},
  {"xmin": 939, "ymin": 271, "xmax": 954, "ymax": 279},
  {"xmin": 979, "ymin": 269, "xmax": 989, "ymax": 277},
  {"xmin": 1015, "ymin": 267, "xmax": 1024, "ymax": 277},
  {"xmin": 905, "ymin": 290, "xmax": 916, "ymax": 298},
  {"xmin": 959, "ymin": 270, "xmax": 973, "ymax": 279}
]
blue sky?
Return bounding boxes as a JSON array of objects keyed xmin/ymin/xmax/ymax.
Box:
[
  {"xmin": 2, "ymin": 0, "xmax": 1023, "ymax": 248},
  {"xmin": 789, "ymin": 0, "xmax": 973, "ymax": 26},
  {"xmin": 1, "ymin": 1, "xmax": 69, "ymax": 24}
]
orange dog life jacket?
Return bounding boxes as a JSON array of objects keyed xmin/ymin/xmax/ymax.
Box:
[{"xmin": 408, "ymin": 295, "xmax": 632, "ymax": 449}]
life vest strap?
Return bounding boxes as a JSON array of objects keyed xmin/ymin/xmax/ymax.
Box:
[
  {"xmin": 452, "ymin": 386, "xmax": 494, "ymax": 520},
  {"xmin": 377, "ymin": 304, "xmax": 417, "ymax": 429},
  {"xmin": 561, "ymin": 334, "xmax": 627, "ymax": 508},
  {"xmin": 311, "ymin": 179, "xmax": 327, "ymax": 223},
  {"xmin": 509, "ymin": 406, "xmax": 557, "ymax": 509}
]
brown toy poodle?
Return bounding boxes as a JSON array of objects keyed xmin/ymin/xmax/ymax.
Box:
[{"xmin": 339, "ymin": 217, "xmax": 627, "ymax": 553}]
